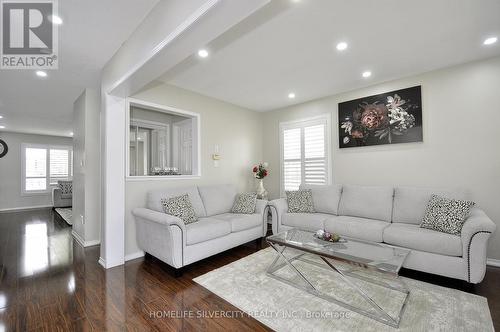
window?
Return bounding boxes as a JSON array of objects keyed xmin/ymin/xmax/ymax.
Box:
[
  {"xmin": 22, "ymin": 144, "xmax": 73, "ymax": 194},
  {"xmin": 25, "ymin": 147, "xmax": 47, "ymax": 192},
  {"xmin": 280, "ymin": 115, "xmax": 331, "ymax": 195},
  {"xmin": 126, "ymin": 99, "xmax": 200, "ymax": 178},
  {"xmin": 49, "ymin": 148, "xmax": 72, "ymax": 184}
]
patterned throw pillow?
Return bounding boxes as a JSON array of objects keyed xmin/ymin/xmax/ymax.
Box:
[
  {"xmin": 58, "ymin": 180, "xmax": 73, "ymax": 195},
  {"xmin": 231, "ymin": 192, "xmax": 257, "ymax": 214},
  {"xmin": 286, "ymin": 189, "xmax": 315, "ymax": 213},
  {"xmin": 420, "ymin": 194, "xmax": 475, "ymax": 235},
  {"xmin": 161, "ymin": 194, "xmax": 198, "ymax": 225}
]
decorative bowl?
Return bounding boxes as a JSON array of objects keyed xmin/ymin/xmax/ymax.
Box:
[{"xmin": 313, "ymin": 229, "xmax": 345, "ymax": 243}]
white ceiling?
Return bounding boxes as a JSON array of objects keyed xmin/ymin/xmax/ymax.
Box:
[
  {"xmin": 0, "ymin": 0, "xmax": 158, "ymax": 136},
  {"xmin": 161, "ymin": 0, "xmax": 500, "ymax": 111}
]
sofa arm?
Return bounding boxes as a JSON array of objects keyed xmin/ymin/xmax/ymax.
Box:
[
  {"xmin": 133, "ymin": 208, "xmax": 186, "ymax": 230},
  {"xmin": 461, "ymin": 208, "xmax": 496, "ymax": 283},
  {"xmin": 52, "ymin": 187, "xmax": 62, "ymax": 202},
  {"xmin": 255, "ymin": 199, "xmax": 268, "ymax": 215},
  {"xmin": 132, "ymin": 208, "xmax": 185, "ymax": 268},
  {"xmin": 255, "ymin": 199, "xmax": 269, "ymax": 236},
  {"xmin": 269, "ymin": 198, "xmax": 288, "ymax": 234}
]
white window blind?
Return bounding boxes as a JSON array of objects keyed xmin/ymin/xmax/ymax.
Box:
[
  {"xmin": 283, "ymin": 128, "xmax": 302, "ymax": 192},
  {"xmin": 280, "ymin": 116, "xmax": 330, "ymax": 194},
  {"xmin": 304, "ymin": 124, "xmax": 326, "ymax": 185},
  {"xmin": 22, "ymin": 144, "xmax": 73, "ymax": 193},
  {"xmin": 49, "ymin": 148, "xmax": 71, "ymax": 184},
  {"xmin": 25, "ymin": 148, "xmax": 47, "ymax": 191}
]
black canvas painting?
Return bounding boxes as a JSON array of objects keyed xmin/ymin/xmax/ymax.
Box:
[{"xmin": 338, "ymin": 86, "xmax": 422, "ymax": 148}]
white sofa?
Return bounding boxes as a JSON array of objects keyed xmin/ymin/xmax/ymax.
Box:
[
  {"xmin": 52, "ymin": 187, "xmax": 72, "ymax": 208},
  {"xmin": 133, "ymin": 184, "xmax": 268, "ymax": 275},
  {"xmin": 269, "ymin": 184, "xmax": 496, "ymax": 284}
]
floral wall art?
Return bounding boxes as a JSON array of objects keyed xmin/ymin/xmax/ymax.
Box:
[{"xmin": 338, "ymin": 86, "xmax": 422, "ymax": 148}]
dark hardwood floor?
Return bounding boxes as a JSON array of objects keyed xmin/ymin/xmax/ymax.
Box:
[{"xmin": 0, "ymin": 209, "xmax": 498, "ymax": 331}]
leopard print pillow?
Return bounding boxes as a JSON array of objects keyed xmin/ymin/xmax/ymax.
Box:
[
  {"xmin": 420, "ymin": 194, "xmax": 475, "ymax": 235},
  {"xmin": 286, "ymin": 189, "xmax": 315, "ymax": 213},
  {"xmin": 161, "ymin": 194, "xmax": 198, "ymax": 225},
  {"xmin": 231, "ymin": 192, "xmax": 257, "ymax": 214}
]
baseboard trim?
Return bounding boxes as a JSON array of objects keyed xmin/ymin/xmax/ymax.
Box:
[
  {"xmin": 98, "ymin": 257, "xmax": 106, "ymax": 268},
  {"xmin": 71, "ymin": 230, "xmax": 85, "ymax": 247},
  {"xmin": 71, "ymin": 230, "xmax": 100, "ymax": 248},
  {"xmin": 0, "ymin": 205, "xmax": 52, "ymax": 213},
  {"xmin": 85, "ymin": 240, "xmax": 101, "ymax": 247},
  {"xmin": 125, "ymin": 251, "xmax": 145, "ymax": 262},
  {"xmin": 487, "ymin": 258, "xmax": 500, "ymax": 267}
]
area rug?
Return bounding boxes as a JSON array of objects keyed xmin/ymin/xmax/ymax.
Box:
[
  {"xmin": 194, "ymin": 248, "xmax": 493, "ymax": 331},
  {"xmin": 54, "ymin": 207, "xmax": 73, "ymax": 225}
]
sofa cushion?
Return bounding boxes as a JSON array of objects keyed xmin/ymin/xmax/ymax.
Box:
[
  {"xmin": 161, "ymin": 194, "xmax": 198, "ymax": 225},
  {"xmin": 231, "ymin": 192, "xmax": 257, "ymax": 214},
  {"xmin": 281, "ymin": 213, "xmax": 331, "ymax": 232},
  {"xmin": 338, "ymin": 185, "xmax": 394, "ymax": 222},
  {"xmin": 185, "ymin": 218, "xmax": 231, "ymax": 245},
  {"xmin": 57, "ymin": 180, "xmax": 72, "ymax": 194},
  {"xmin": 383, "ymin": 223, "xmax": 462, "ymax": 256},
  {"xmin": 148, "ymin": 186, "xmax": 206, "ymax": 217},
  {"xmin": 212, "ymin": 213, "xmax": 262, "ymax": 233},
  {"xmin": 198, "ymin": 184, "xmax": 238, "ymax": 216},
  {"xmin": 286, "ymin": 190, "xmax": 315, "ymax": 213},
  {"xmin": 324, "ymin": 216, "xmax": 390, "ymax": 243},
  {"xmin": 393, "ymin": 186, "xmax": 469, "ymax": 225},
  {"xmin": 420, "ymin": 194, "xmax": 475, "ymax": 235},
  {"xmin": 300, "ymin": 184, "xmax": 342, "ymax": 215}
]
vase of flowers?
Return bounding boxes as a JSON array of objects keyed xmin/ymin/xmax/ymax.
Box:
[{"xmin": 252, "ymin": 162, "xmax": 269, "ymax": 199}]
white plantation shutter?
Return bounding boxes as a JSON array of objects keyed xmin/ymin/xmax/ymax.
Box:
[
  {"xmin": 49, "ymin": 148, "xmax": 71, "ymax": 184},
  {"xmin": 283, "ymin": 128, "xmax": 301, "ymax": 191},
  {"xmin": 25, "ymin": 148, "xmax": 47, "ymax": 191},
  {"xmin": 304, "ymin": 124, "xmax": 327, "ymax": 185},
  {"xmin": 280, "ymin": 116, "xmax": 330, "ymax": 195},
  {"xmin": 22, "ymin": 144, "xmax": 73, "ymax": 193}
]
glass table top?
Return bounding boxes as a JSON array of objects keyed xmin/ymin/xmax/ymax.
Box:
[{"xmin": 266, "ymin": 229, "xmax": 410, "ymax": 275}]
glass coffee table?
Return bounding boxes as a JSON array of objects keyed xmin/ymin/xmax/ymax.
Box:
[{"xmin": 266, "ymin": 229, "xmax": 410, "ymax": 328}]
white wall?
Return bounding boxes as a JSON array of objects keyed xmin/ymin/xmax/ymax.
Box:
[
  {"xmin": 72, "ymin": 89, "xmax": 101, "ymax": 245},
  {"xmin": 262, "ymin": 56, "xmax": 500, "ymax": 260},
  {"xmin": 0, "ymin": 132, "xmax": 72, "ymax": 211},
  {"xmin": 72, "ymin": 92, "xmax": 86, "ymax": 238},
  {"xmin": 84, "ymin": 89, "xmax": 101, "ymax": 243},
  {"xmin": 125, "ymin": 83, "xmax": 263, "ymax": 257}
]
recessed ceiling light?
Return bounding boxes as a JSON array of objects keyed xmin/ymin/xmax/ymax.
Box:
[
  {"xmin": 49, "ymin": 15, "xmax": 63, "ymax": 25},
  {"xmin": 288, "ymin": 92, "xmax": 296, "ymax": 99},
  {"xmin": 0, "ymin": 115, "xmax": 3, "ymax": 119},
  {"xmin": 362, "ymin": 71, "xmax": 372, "ymax": 78},
  {"xmin": 70, "ymin": 132, "xmax": 74, "ymax": 136},
  {"xmin": 0, "ymin": 126, "xmax": 5, "ymax": 129},
  {"xmin": 336, "ymin": 42, "xmax": 348, "ymax": 51},
  {"xmin": 483, "ymin": 37, "xmax": 497, "ymax": 45},
  {"xmin": 198, "ymin": 49, "xmax": 209, "ymax": 58},
  {"xmin": 36, "ymin": 70, "xmax": 47, "ymax": 77}
]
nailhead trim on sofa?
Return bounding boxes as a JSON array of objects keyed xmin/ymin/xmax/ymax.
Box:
[{"xmin": 467, "ymin": 231, "xmax": 492, "ymax": 282}]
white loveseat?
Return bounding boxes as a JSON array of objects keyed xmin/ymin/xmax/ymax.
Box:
[
  {"xmin": 269, "ymin": 184, "xmax": 496, "ymax": 284},
  {"xmin": 133, "ymin": 184, "xmax": 268, "ymax": 275}
]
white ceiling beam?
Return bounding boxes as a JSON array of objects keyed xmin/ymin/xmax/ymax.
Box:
[{"xmin": 103, "ymin": 0, "xmax": 271, "ymax": 97}]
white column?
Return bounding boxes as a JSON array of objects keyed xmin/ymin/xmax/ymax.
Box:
[{"xmin": 99, "ymin": 93, "xmax": 126, "ymax": 268}]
